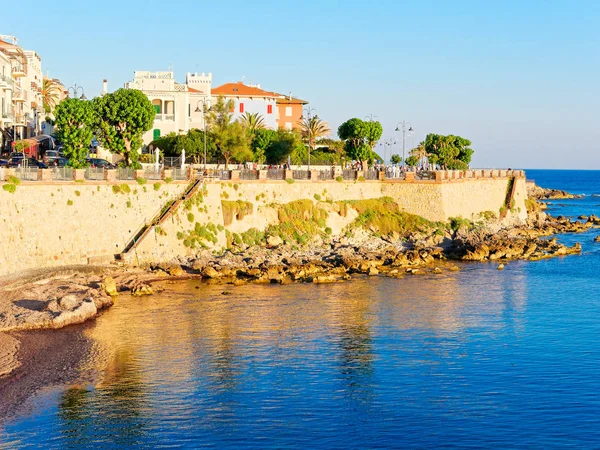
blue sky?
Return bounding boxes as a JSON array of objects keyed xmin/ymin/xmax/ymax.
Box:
[{"xmin": 3, "ymin": 0, "xmax": 599, "ymax": 168}]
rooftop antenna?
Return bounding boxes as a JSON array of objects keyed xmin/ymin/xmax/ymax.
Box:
[
  {"xmin": 168, "ymin": 62, "xmax": 173, "ymax": 72},
  {"xmin": 288, "ymin": 91, "xmax": 292, "ymax": 100},
  {"xmin": 241, "ymin": 75, "xmax": 245, "ymax": 83}
]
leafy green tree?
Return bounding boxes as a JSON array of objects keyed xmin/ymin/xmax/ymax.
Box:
[
  {"xmin": 338, "ymin": 117, "xmax": 382, "ymax": 168},
  {"xmin": 390, "ymin": 154, "xmax": 402, "ymax": 165},
  {"xmin": 54, "ymin": 98, "xmax": 95, "ymax": 168},
  {"xmin": 298, "ymin": 115, "xmax": 331, "ymax": 150},
  {"xmin": 206, "ymin": 96, "xmax": 252, "ymax": 168},
  {"xmin": 424, "ymin": 134, "xmax": 474, "ymax": 169},
  {"xmin": 251, "ymin": 128, "xmax": 277, "ymax": 163},
  {"xmin": 240, "ymin": 112, "xmax": 266, "ymax": 139},
  {"xmin": 267, "ymin": 129, "xmax": 303, "ymax": 164},
  {"xmin": 405, "ymin": 155, "xmax": 419, "ymax": 167},
  {"xmin": 93, "ymin": 89, "xmax": 155, "ymax": 167}
]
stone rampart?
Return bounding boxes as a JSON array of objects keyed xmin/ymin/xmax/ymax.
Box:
[{"xmin": 0, "ymin": 173, "xmax": 527, "ymax": 277}]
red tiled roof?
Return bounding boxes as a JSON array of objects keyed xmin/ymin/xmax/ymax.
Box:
[
  {"xmin": 212, "ymin": 82, "xmax": 278, "ymax": 98},
  {"xmin": 274, "ymin": 94, "xmax": 308, "ymax": 105}
]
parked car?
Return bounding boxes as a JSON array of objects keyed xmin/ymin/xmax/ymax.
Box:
[
  {"xmin": 8, "ymin": 156, "xmax": 48, "ymax": 169},
  {"xmin": 47, "ymin": 157, "xmax": 69, "ymax": 167},
  {"xmin": 43, "ymin": 150, "xmax": 61, "ymax": 164},
  {"xmin": 86, "ymin": 158, "xmax": 116, "ymax": 169},
  {"xmin": 0, "ymin": 159, "xmax": 8, "ymax": 167}
]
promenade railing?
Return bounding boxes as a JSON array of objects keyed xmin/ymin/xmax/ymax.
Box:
[
  {"xmin": 116, "ymin": 168, "xmax": 135, "ymax": 180},
  {"xmin": 342, "ymin": 169, "xmax": 356, "ymax": 180},
  {"xmin": 15, "ymin": 167, "xmax": 39, "ymax": 181},
  {"xmin": 293, "ymin": 170, "xmax": 310, "ymax": 180},
  {"xmin": 85, "ymin": 167, "xmax": 105, "ymax": 181},
  {"xmin": 267, "ymin": 168, "xmax": 285, "ymax": 180},
  {"xmin": 239, "ymin": 169, "xmax": 259, "ymax": 180},
  {"xmin": 171, "ymin": 167, "xmax": 187, "ymax": 180},
  {"xmin": 145, "ymin": 166, "xmax": 163, "ymax": 180},
  {"xmin": 51, "ymin": 167, "xmax": 74, "ymax": 181},
  {"xmin": 364, "ymin": 169, "xmax": 379, "ymax": 180},
  {"xmin": 319, "ymin": 169, "xmax": 335, "ymax": 180}
]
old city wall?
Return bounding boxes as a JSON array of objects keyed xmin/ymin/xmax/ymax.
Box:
[{"xmin": 0, "ymin": 176, "xmax": 527, "ymax": 277}]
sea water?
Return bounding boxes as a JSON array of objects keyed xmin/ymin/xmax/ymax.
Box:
[{"xmin": 1, "ymin": 170, "xmax": 600, "ymax": 449}]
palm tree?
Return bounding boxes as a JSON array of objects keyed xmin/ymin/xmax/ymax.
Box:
[
  {"xmin": 41, "ymin": 78, "xmax": 61, "ymax": 113},
  {"xmin": 297, "ymin": 115, "xmax": 330, "ymax": 150},
  {"xmin": 239, "ymin": 112, "xmax": 266, "ymax": 135}
]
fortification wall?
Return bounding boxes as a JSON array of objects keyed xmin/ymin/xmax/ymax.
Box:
[{"xmin": 0, "ymin": 176, "xmax": 527, "ymax": 277}]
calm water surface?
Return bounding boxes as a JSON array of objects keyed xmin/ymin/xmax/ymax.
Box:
[{"xmin": 2, "ymin": 170, "xmax": 600, "ymax": 448}]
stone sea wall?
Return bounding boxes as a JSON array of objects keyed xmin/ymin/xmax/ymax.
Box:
[{"xmin": 0, "ymin": 175, "xmax": 527, "ymax": 277}]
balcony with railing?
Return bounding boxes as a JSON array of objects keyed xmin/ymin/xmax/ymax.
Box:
[
  {"xmin": 11, "ymin": 64, "xmax": 26, "ymax": 78},
  {"xmin": 155, "ymin": 113, "xmax": 175, "ymax": 121},
  {"xmin": 0, "ymin": 73, "xmax": 14, "ymax": 89},
  {"xmin": 13, "ymin": 113, "xmax": 25, "ymax": 125},
  {"xmin": 12, "ymin": 86, "xmax": 26, "ymax": 102}
]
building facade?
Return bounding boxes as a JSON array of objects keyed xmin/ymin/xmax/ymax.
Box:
[
  {"xmin": 274, "ymin": 94, "xmax": 307, "ymax": 131},
  {"xmin": 124, "ymin": 71, "xmax": 212, "ymax": 145},
  {"xmin": 211, "ymin": 82, "xmax": 278, "ymax": 129},
  {"xmin": 0, "ymin": 35, "xmax": 53, "ymax": 153}
]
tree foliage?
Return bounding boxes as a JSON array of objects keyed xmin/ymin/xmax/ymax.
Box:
[
  {"xmin": 298, "ymin": 115, "xmax": 331, "ymax": 149},
  {"xmin": 54, "ymin": 98, "xmax": 95, "ymax": 168},
  {"xmin": 405, "ymin": 155, "xmax": 419, "ymax": 167},
  {"xmin": 206, "ymin": 96, "xmax": 252, "ymax": 168},
  {"xmin": 423, "ymin": 134, "xmax": 474, "ymax": 169},
  {"xmin": 338, "ymin": 118, "xmax": 383, "ymax": 167},
  {"xmin": 390, "ymin": 154, "xmax": 402, "ymax": 165},
  {"xmin": 93, "ymin": 89, "xmax": 155, "ymax": 167},
  {"xmin": 267, "ymin": 130, "xmax": 304, "ymax": 164},
  {"xmin": 41, "ymin": 78, "xmax": 61, "ymax": 113}
]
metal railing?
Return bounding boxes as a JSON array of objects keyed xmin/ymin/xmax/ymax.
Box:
[
  {"xmin": 415, "ymin": 171, "xmax": 436, "ymax": 180},
  {"xmin": 364, "ymin": 169, "xmax": 379, "ymax": 180},
  {"xmin": 318, "ymin": 169, "xmax": 335, "ymax": 180},
  {"xmin": 145, "ymin": 167, "xmax": 163, "ymax": 180},
  {"xmin": 267, "ymin": 168, "xmax": 285, "ymax": 180},
  {"xmin": 14, "ymin": 167, "xmax": 39, "ymax": 181},
  {"xmin": 172, "ymin": 167, "xmax": 187, "ymax": 180},
  {"xmin": 384, "ymin": 169, "xmax": 406, "ymax": 180},
  {"xmin": 51, "ymin": 167, "xmax": 73, "ymax": 181},
  {"xmin": 342, "ymin": 169, "xmax": 356, "ymax": 180},
  {"xmin": 85, "ymin": 167, "xmax": 104, "ymax": 180},
  {"xmin": 292, "ymin": 170, "xmax": 310, "ymax": 180},
  {"xmin": 164, "ymin": 157, "xmax": 181, "ymax": 168},
  {"xmin": 116, "ymin": 167, "xmax": 135, "ymax": 180},
  {"xmin": 239, "ymin": 169, "xmax": 259, "ymax": 180}
]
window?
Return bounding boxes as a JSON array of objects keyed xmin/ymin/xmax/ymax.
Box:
[
  {"xmin": 153, "ymin": 105, "xmax": 160, "ymax": 114},
  {"xmin": 267, "ymin": 104, "xmax": 273, "ymax": 114},
  {"xmin": 285, "ymin": 122, "xmax": 293, "ymax": 131},
  {"xmin": 239, "ymin": 103, "xmax": 244, "ymax": 113},
  {"xmin": 153, "ymin": 129, "xmax": 161, "ymax": 140},
  {"xmin": 285, "ymin": 106, "xmax": 292, "ymax": 117},
  {"xmin": 188, "ymin": 104, "xmax": 191, "ymax": 117}
]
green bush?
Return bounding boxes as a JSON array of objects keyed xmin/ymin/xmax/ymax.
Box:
[
  {"xmin": 2, "ymin": 184, "xmax": 16, "ymax": 193},
  {"xmin": 358, "ymin": 176, "xmax": 365, "ymax": 182},
  {"xmin": 164, "ymin": 177, "xmax": 173, "ymax": 184},
  {"xmin": 137, "ymin": 177, "xmax": 147, "ymax": 185},
  {"xmin": 187, "ymin": 212, "xmax": 195, "ymax": 222},
  {"xmin": 75, "ymin": 190, "xmax": 81, "ymax": 197},
  {"xmin": 314, "ymin": 194, "xmax": 321, "ymax": 201},
  {"xmin": 67, "ymin": 199, "xmax": 73, "ymax": 206},
  {"xmin": 153, "ymin": 182, "xmax": 161, "ymax": 191},
  {"xmin": 7, "ymin": 176, "xmax": 20, "ymax": 185},
  {"xmin": 335, "ymin": 176, "xmax": 343, "ymax": 182},
  {"xmin": 285, "ymin": 178, "xmax": 295, "ymax": 184}
]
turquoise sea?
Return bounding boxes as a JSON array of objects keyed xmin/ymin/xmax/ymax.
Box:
[{"xmin": 1, "ymin": 170, "xmax": 600, "ymax": 449}]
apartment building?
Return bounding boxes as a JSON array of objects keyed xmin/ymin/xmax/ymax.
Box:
[
  {"xmin": 274, "ymin": 93, "xmax": 308, "ymax": 131},
  {"xmin": 0, "ymin": 34, "xmax": 52, "ymax": 152},
  {"xmin": 125, "ymin": 70, "xmax": 212, "ymax": 145}
]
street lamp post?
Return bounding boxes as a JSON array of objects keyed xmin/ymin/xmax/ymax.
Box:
[
  {"xmin": 194, "ymin": 98, "xmax": 211, "ymax": 170},
  {"xmin": 364, "ymin": 114, "xmax": 379, "ymax": 122},
  {"xmin": 383, "ymin": 138, "xmax": 396, "ymax": 165},
  {"xmin": 301, "ymin": 107, "xmax": 317, "ymax": 171},
  {"xmin": 67, "ymin": 84, "xmax": 86, "ymax": 100},
  {"xmin": 395, "ymin": 121, "xmax": 413, "ymax": 169}
]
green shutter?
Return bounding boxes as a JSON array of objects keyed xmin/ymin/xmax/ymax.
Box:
[
  {"xmin": 153, "ymin": 129, "xmax": 160, "ymax": 140},
  {"xmin": 154, "ymin": 105, "xmax": 160, "ymax": 113}
]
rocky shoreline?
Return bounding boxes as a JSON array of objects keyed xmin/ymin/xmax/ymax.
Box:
[{"xmin": 0, "ymin": 184, "xmax": 597, "ymax": 384}]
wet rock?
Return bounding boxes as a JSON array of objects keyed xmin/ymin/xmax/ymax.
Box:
[
  {"xmin": 367, "ymin": 267, "xmax": 379, "ymax": 276},
  {"xmin": 497, "ymin": 263, "xmax": 505, "ymax": 270},
  {"xmin": 203, "ymin": 266, "xmax": 222, "ymax": 279},
  {"xmin": 168, "ymin": 265, "xmax": 184, "ymax": 277},
  {"xmin": 132, "ymin": 284, "xmax": 153, "ymax": 296},
  {"xmin": 58, "ymin": 294, "xmax": 79, "ymax": 310},
  {"xmin": 102, "ymin": 277, "xmax": 118, "ymax": 297},
  {"xmin": 267, "ymin": 235, "xmax": 283, "ymax": 247}
]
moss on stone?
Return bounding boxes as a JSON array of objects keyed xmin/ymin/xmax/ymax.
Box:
[{"xmin": 221, "ymin": 200, "xmax": 254, "ymax": 226}]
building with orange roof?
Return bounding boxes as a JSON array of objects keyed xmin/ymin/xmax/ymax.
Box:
[
  {"xmin": 274, "ymin": 93, "xmax": 308, "ymax": 131},
  {"xmin": 211, "ymin": 81, "xmax": 279, "ymax": 129}
]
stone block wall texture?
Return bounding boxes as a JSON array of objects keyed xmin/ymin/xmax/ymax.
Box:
[{"xmin": 0, "ymin": 177, "xmax": 527, "ymax": 276}]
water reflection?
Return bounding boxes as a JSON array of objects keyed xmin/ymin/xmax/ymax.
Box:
[{"xmin": 4, "ymin": 268, "xmax": 537, "ymax": 448}]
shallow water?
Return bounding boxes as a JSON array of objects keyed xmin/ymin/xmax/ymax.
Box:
[{"xmin": 2, "ymin": 170, "xmax": 600, "ymax": 448}]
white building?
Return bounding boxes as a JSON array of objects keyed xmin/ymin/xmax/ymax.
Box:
[
  {"xmin": 0, "ymin": 35, "xmax": 51, "ymax": 153},
  {"xmin": 124, "ymin": 70, "xmax": 212, "ymax": 145},
  {"xmin": 211, "ymin": 81, "xmax": 278, "ymax": 129}
]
